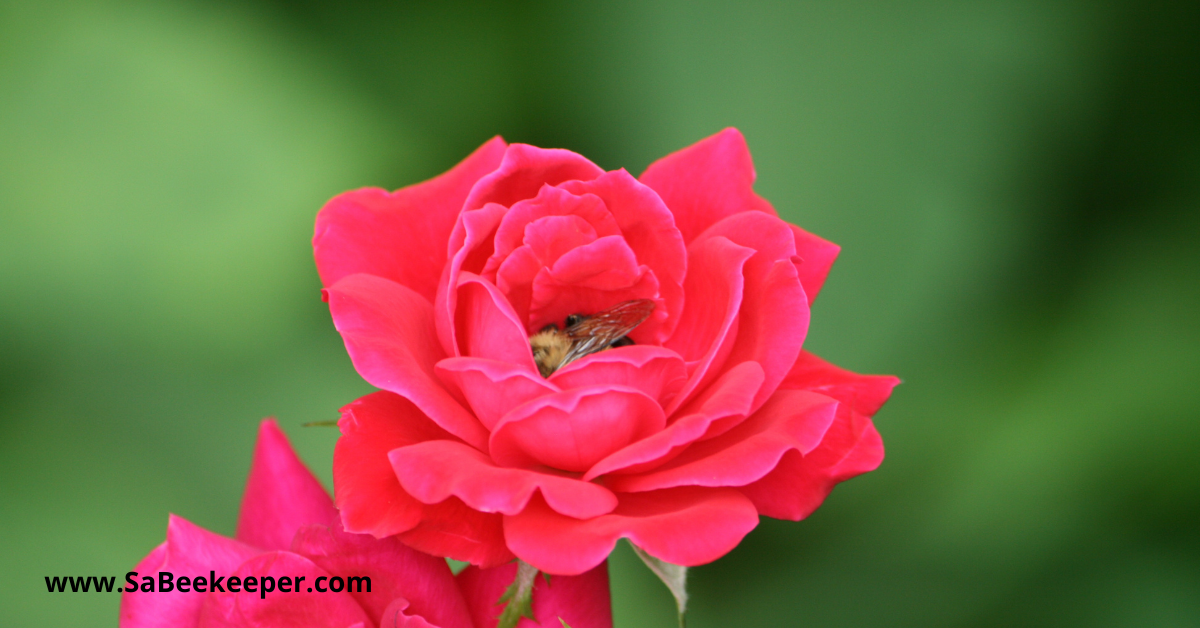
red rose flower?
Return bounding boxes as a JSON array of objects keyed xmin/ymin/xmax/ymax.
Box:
[
  {"xmin": 315, "ymin": 129, "xmax": 898, "ymax": 575},
  {"xmin": 120, "ymin": 420, "xmax": 611, "ymax": 628}
]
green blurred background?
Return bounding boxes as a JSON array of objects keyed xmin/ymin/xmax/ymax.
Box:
[{"xmin": 2, "ymin": 0, "xmax": 1198, "ymax": 625}]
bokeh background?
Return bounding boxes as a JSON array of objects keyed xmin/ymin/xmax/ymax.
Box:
[{"xmin": 2, "ymin": 0, "xmax": 1198, "ymax": 626}]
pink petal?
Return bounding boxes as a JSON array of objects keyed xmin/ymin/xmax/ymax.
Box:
[
  {"xmin": 788, "ymin": 224, "xmax": 840, "ymax": 305},
  {"xmin": 333, "ymin": 392, "xmax": 456, "ymax": 539},
  {"xmin": 494, "ymin": 245, "xmax": 544, "ymax": 326},
  {"xmin": 484, "ymin": 185, "xmax": 616, "ymax": 280},
  {"xmin": 236, "ymin": 419, "xmax": 337, "ymax": 552},
  {"xmin": 738, "ymin": 406, "xmax": 885, "ymax": 521},
  {"xmin": 583, "ymin": 362, "xmax": 764, "ymax": 480},
  {"xmin": 560, "ymin": 170, "xmax": 688, "ymax": 343},
  {"xmin": 389, "ymin": 440, "xmax": 618, "ymax": 519},
  {"xmin": 438, "ymin": 202, "xmax": 508, "ymax": 356},
  {"xmin": 781, "ymin": 350, "xmax": 901, "ymax": 417},
  {"xmin": 503, "ymin": 488, "xmax": 759, "ymax": 575},
  {"xmin": 453, "ymin": 274, "xmax": 540, "ymax": 371},
  {"xmin": 524, "ymin": 215, "xmax": 600, "ymax": 267},
  {"xmin": 606, "ymin": 390, "xmax": 838, "ymax": 492},
  {"xmin": 314, "ymin": 137, "xmax": 506, "ymax": 301},
  {"xmin": 196, "ymin": 551, "xmax": 371, "ymax": 628},
  {"xmin": 379, "ymin": 598, "xmax": 442, "ymax": 628},
  {"xmin": 462, "ymin": 144, "xmax": 605, "ymax": 212},
  {"xmin": 693, "ymin": 211, "xmax": 810, "ymax": 412},
  {"xmin": 526, "ymin": 236, "xmax": 662, "ymax": 339},
  {"xmin": 663, "ymin": 236, "xmax": 755, "ymax": 411},
  {"xmin": 436, "ymin": 357, "xmax": 559, "ymax": 431},
  {"xmin": 490, "ymin": 387, "xmax": 666, "ymax": 473},
  {"xmin": 494, "ymin": 215, "xmax": 604, "ymax": 323},
  {"xmin": 638, "ymin": 128, "xmax": 775, "ymax": 244},
  {"xmin": 397, "ymin": 496, "xmax": 515, "ymax": 569},
  {"xmin": 290, "ymin": 524, "xmax": 473, "ymax": 628},
  {"xmin": 738, "ymin": 352, "xmax": 897, "ymax": 520},
  {"xmin": 326, "ymin": 273, "xmax": 488, "ymax": 449},
  {"xmin": 549, "ymin": 345, "xmax": 687, "ymax": 409},
  {"xmin": 457, "ymin": 561, "xmax": 612, "ymax": 628},
  {"xmin": 120, "ymin": 516, "xmax": 259, "ymax": 628}
]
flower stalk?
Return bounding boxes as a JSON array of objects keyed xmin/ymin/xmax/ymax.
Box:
[{"xmin": 497, "ymin": 559, "xmax": 540, "ymax": 628}]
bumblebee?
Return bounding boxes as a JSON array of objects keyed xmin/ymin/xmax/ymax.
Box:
[{"xmin": 529, "ymin": 299, "xmax": 654, "ymax": 377}]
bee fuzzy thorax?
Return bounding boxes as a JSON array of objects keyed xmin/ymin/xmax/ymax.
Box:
[
  {"xmin": 530, "ymin": 326, "xmax": 573, "ymax": 378},
  {"xmin": 528, "ymin": 298, "xmax": 655, "ymax": 378}
]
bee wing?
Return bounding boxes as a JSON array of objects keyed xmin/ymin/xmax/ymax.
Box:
[{"xmin": 560, "ymin": 299, "xmax": 655, "ymax": 368}]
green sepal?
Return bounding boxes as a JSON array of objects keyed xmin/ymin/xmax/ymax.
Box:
[{"xmin": 631, "ymin": 544, "xmax": 688, "ymax": 628}]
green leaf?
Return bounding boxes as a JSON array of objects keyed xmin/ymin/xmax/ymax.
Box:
[
  {"xmin": 497, "ymin": 560, "xmax": 539, "ymax": 628},
  {"xmin": 632, "ymin": 544, "xmax": 688, "ymax": 627}
]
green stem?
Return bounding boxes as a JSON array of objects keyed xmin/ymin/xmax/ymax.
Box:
[{"xmin": 497, "ymin": 560, "xmax": 539, "ymax": 628}]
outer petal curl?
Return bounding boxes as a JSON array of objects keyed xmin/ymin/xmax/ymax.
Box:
[
  {"xmin": 639, "ymin": 128, "xmax": 775, "ymax": 244},
  {"xmin": 314, "ymin": 137, "xmax": 506, "ymax": 301},
  {"xmin": 738, "ymin": 352, "xmax": 899, "ymax": 520},
  {"xmin": 326, "ymin": 274, "xmax": 488, "ymax": 449},
  {"xmin": 606, "ymin": 390, "xmax": 837, "ymax": 492},
  {"xmin": 503, "ymin": 488, "xmax": 758, "ymax": 575},
  {"xmin": 389, "ymin": 440, "xmax": 618, "ymax": 519},
  {"xmin": 333, "ymin": 391, "xmax": 455, "ymax": 539}
]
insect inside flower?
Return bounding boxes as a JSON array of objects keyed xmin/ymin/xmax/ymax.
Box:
[{"xmin": 529, "ymin": 299, "xmax": 655, "ymax": 378}]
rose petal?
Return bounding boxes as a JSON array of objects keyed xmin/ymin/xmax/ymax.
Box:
[
  {"xmin": 326, "ymin": 273, "xmax": 488, "ymax": 449},
  {"xmin": 236, "ymin": 419, "xmax": 338, "ymax": 552},
  {"xmin": 780, "ymin": 350, "xmax": 901, "ymax": 417},
  {"xmin": 524, "ymin": 215, "xmax": 600, "ymax": 267},
  {"xmin": 738, "ymin": 406, "xmax": 885, "ymax": 521},
  {"xmin": 694, "ymin": 211, "xmax": 810, "ymax": 412},
  {"xmin": 454, "ymin": 273, "xmax": 540, "ymax": 372},
  {"xmin": 664, "ymin": 236, "xmax": 755, "ymax": 412},
  {"xmin": 484, "ymin": 185, "xmax": 616, "ymax": 280},
  {"xmin": 503, "ymin": 488, "xmax": 759, "ymax": 575},
  {"xmin": 337, "ymin": 389, "xmax": 516, "ymax": 568},
  {"xmin": 439, "ymin": 202, "xmax": 509, "ymax": 356},
  {"xmin": 560, "ymin": 170, "xmax": 687, "ymax": 342},
  {"xmin": 314, "ymin": 137, "xmax": 507, "ymax": 301},
  {"xmin": 490, "ymin": 387, "xmax": 666, "ymax": 473},
  {"xmin": 379, "ymin": 598, "xmax": 441, "ymax": 628},
  {"xmin": 463, "ymin": 144, "xmax": 605, "ymax": 212},
  {"xmin": 457, "ymin": 561, "xmax": 612, "ymax": 628},
  {"xmin": 788, "ymin": 224, "xmax": 840, "ymax": 305},
  {"xmin": 526, "ymin": 236, "xmax": 660, "ymax": 337},
  {"xmin": 196, "ymin": 551, "xmax": 371, "ymax": 628},
  {"xmin": 583, "ymin": 361, "xmax": 764, "ymax": 480},
  {"xmin": 494, "ymin": 245, "xmax": 544, "ymax": 326},
  {"xmin": 290, "ymin": 524, "xmax": 473, "ymax": 628},
  {"xmin": 549, "ymin": 345, "xmax": 687, "ymax": 409},
  {"xmin": 436, "ymin": 357, "xmax": 559, "ymax": 431},
  {"xmin": 639, "ymin": 128, "xmax": 775, "ymax": 244},
  {"xmin": 334, "ymin": 392, "xmax": 456, "ymax": 539},
  {"xmin": 607, "ymin": 390, "xmax": 838, "ymax": 492},
  {"xmin": 397, "ymin": 496, "xmax": 514, "ymax": 569},
  {"xmin": 120, "ymin": 516, "xmax": 260, "ymax": 628},
  {"xmin": 494, "ymin": 216, "xmax": 604, "ymax": 325},
  {"xmin": 389, "ymin": 440, "xmax": 618, "ymax": 519}
]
